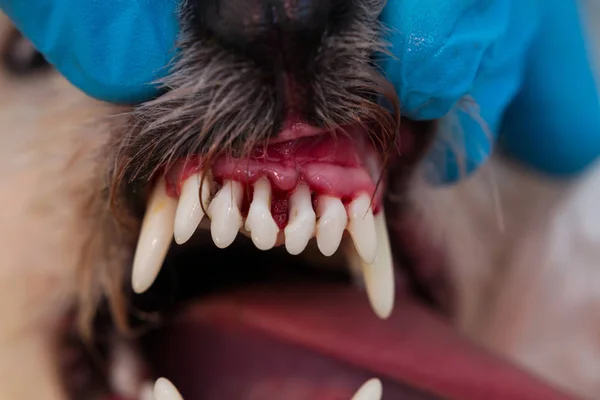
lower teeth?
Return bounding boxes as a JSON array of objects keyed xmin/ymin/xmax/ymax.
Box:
[
  {"xmin": 142, "ymin": 377, "xmax": 383, "ymax": 400},
  {"xmin": 352, "ymin": 378, "xmax": 383, "ymax": 400},
  {"xmin": 143, "ymin": 378, "xmax": 183, "ymax": 400}
]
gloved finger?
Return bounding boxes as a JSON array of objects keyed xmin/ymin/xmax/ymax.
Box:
[
  {"xmin": 421, "ymin": 1, "xmax": 539, "ymax": 184},
  {"xmin": 380, "ymin": 0, "xmax": 515, "ymax": 122},
  {"xmin": 500, "ymin": 0, "xmax": 600, "ymax": 177},
  {"xmin": 1, "ymin": 0, "xmax": 180, "ymax": 104}
]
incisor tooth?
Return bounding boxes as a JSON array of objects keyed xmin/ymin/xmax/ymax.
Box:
[
  {"xmin": 351, "ymin": 378, "xmax": 382, "ymax": 400},
  {"xmin": 284, "ymin": 183, "xmax": 316, "ymax": 255},
  {"xmin": 345, "ymin": 208, "xmax": 395, "ymax": 319},
  {"xmin": 174, "ymin": 172, "xmax": 211, "ymax": 245},
  {"xmin": 245, "ymin": 178, "xmax": 279, "ymax": 250},
  {"xmin": 131, "ymin": 179, "xmax": 177, "ymax": 294},
  {"xmin": 347, "ymin": 194, "xmax": 377, "ymax": 264},
  {"xmin": 208, "ymin": 180, "xmax": 243, "ymax": 249},
  {"xmin": 316, "ymin": 196, "xmax": 348, "ymax": 257},
  {"xmin": 153, "ymin": 378, "xmax": 183, "ymax": 400}
]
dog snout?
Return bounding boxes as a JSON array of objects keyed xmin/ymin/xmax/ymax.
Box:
[{"xmin": 190, "ymin": 0, "xmax": 349, "ymax": 69}]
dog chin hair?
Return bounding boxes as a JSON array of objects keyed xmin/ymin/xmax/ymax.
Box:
[{"xmin": 2, "ymin": 6, "xmax": 600, "ymax": 400}]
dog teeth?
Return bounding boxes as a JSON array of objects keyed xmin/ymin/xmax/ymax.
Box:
[
  {"xmin": 347, "ymin": 193, "xmax": 377, "ymax": 264},
  {"xmin": 144, "ymin": 377, "xmax": 381, "ymax": 400},
  {"xmin": 131, "ymin": 179, "xmax": 177, "ymax": 294},
  {"xmin": 351, "ymin": 378, "xmax": 383, "ymax": 400},
  {"xmin": 132, "ymin": 177, "xmax": 394, "ymax": 319},
  {"xmin": 366, "ymin": 210, "xmax": 395, "ymax": 319},
  {"xmin": 284, "ymin": 183, "xmax": 316, "ymax": 255},
  {"xmin": 316, "ymin": 196, "xmax": 348, "ymax": 256},
  {"xmin": 174, "ymin": 172, "xmax": 211, "ymax": 245},
  {"xmin": 152, "ymin": 378, "xmax": 183, "ymax": 400},
  {"xmin": 207, "ymin": 180, "xmax": 244, "ymax": 249},
  {"xmin": 345, "ymin": 207, "xmax": 395, "ymax": 319},
  {"xmin": 245, "ymin": 178, "xmax": 279, "ymax": 250}
]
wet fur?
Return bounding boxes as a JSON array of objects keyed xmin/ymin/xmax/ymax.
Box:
[{"xmin": 1, "ymin": 2, "xmax": 600, "ymax": 399}]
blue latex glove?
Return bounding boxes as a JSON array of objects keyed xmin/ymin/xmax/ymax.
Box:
[
  {"xmin": 3, "ymin": 0, "xmax": 599, "ymax": 181},
  {"xmin": 381, "ymin": 0, "xmax": 600, "ymax": 182},
  {"xmin": 0, "ymin": 0, "xmax": 180, "ymax": 104}
]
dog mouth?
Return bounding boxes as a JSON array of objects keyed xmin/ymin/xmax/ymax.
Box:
[
  {"xmin": 132, "ymin": 120, "xmax": 396, "ymax": 316},
  {"xmin": 72, "ymin": 115, "xmax": 567, "ymax": 400},
  {"xmin": 106, "ymin": 116, "xmax": 448, "ymax": 400}
]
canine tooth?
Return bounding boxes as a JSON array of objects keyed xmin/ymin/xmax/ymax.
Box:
[
  {"xmin": 174, "ymin": 172, "xmax": 211, "ymax": 245},
  {"xmin": 351, "ymin": 378, "xmax": 382, "ymax": 400},
  {"xmin": 153, "ymin": 378, "xmax": 183, "ymax": 400},
  {"xmin": 208, "ymin": 180, "xmax": 243, "ymax": 249},
  {"xmin": 132, "ymin": 179, "xmax": 177, "ymax": 294},
  {"xmin": 316, "ymin": 196, "xmax": 348, "ymax": 256},
  {"xmin": 245, "ymin": 178, "xmax": 279, "ymax": 250},
  {"xmin": 347, "ymin": 194, "xmax": 377, "ymax": 264},
  {"xmin": 367, "ymin": 210, "xmax": 395, "ymax": 319},
  {"xmin": 284, "ymin": 183, "xmax": 316, "ymax": 255},
  {"xmin": 345, "ymin": 209, "xmax": 395, "ymax": 319}
]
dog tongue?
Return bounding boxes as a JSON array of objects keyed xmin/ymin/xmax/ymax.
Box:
[{"xmin": 144, "ymin": 283, "xmax": 573, "ymax": 400}]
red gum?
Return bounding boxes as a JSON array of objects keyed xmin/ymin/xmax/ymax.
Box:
[{"xmin": 165, "ymin": 131, "xmax": 384, "ymax": 228}]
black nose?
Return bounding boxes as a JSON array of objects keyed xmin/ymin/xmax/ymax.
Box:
[{"xmin": 190, "ymin": 0, "xmax": 348, "ymax": 70}]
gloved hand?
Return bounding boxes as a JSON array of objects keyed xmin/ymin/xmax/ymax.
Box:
[
  {"xmin": 381, "ymin": 0, "xmax": 600, "ymax": 182},
  {"xmin": 0, "ymin": 0, "xmax": 180, "ymax": 104},
  {"xmin": 2, "ymin": 0, "xmax": 599, "ymax": 182}
]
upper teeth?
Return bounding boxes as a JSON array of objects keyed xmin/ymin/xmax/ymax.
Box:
[
  {"xmin": 345, "ymin": 209, "xmax": 395, "ymax": 319},
  {"xmin": 245, "ymin": 178, "xmax": 279, "ymax": 251},
  {"xmin": 347, "ymin": 193, "xmax": 377, "ymax": 264},
  {"xmin": 316, "ymin": 196, "xmax": 348, "ymax": 257},
  {"xmin": 131, "ymin": 176, "xmax": 395, "ymax": 319},
  {"xmin": 174, "ymin": 172, "xmax": 211, "ymax": 245},
  {"xmin": 284, "ymin": 183, "xmax": 316, "ymax": 255},
  {"xmin": 207, "ymin": 180, "xmax": 244, "ymax": 249}
]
